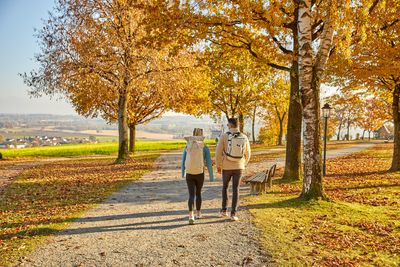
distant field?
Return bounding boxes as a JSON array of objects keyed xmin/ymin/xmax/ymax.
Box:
[
  {"xmin": 78, "ymin": 129, "xmax": 174, "ymax": 140},
  {"xmin": 0, "ymin": 140, "xmax": 215, "ymax": 158},
  {"xmin": 0, "ymin": 128, "xmax": 173, "ymax": 141}
]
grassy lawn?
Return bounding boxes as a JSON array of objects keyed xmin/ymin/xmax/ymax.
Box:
[
  {"xmin": 251, "ymin": 144, "xmax": 285, "ymax": 152},
  {"xmin": 246, "ymin": 143, "xmax": 399, "ymax": 266},
  {"xmin": 0, "ymin": 154, "xmax": 159, "ymax": 266},
  {"xmin": 0, "ymin": 140, "xmax": 215, "ymax": 159},
  {"xmin": 250, "ymin": 151, "xmax": 286, "ymax": 163}
]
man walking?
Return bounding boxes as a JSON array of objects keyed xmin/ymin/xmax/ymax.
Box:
[{"xmin": 216, "ymin": 118, "xmax": 251, "ymax": 221}]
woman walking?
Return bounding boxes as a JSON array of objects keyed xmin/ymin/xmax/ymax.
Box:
[{"xmin": 181, "ymin": 128, "xmax": 214, "ymax": 225}]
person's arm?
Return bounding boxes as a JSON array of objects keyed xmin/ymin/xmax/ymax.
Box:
[
  {"xmin": 245, "ymin": 137, "xmax": 251, "ymax": 165},
  {"xmin": 203, "ymin": 146, "xmax": 214, "ymax": 181},
  {"xmin": 181, "ymin": 148, "xmax": 187, "ymax": 178},
  {"xmin": 215, "ymin": 134, "xmax": 224, "ymax": 171}
]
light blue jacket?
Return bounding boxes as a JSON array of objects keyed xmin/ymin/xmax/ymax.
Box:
[{"xmin": 181, "ymin": 145, "xmax": 214, "ymax": 181}]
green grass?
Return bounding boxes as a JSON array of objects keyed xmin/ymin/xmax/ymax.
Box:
[
  {"xmin": 0, "ymin": 154, "xmax": 159, "ymax": 266},
  {"xmin": 247, "ymin": 195, "xmax": 398, "ymax": 266},
  {"xmin": 94, "ymin": 136, "xmax": 118, "ymax": 142},
  {"xmin": 246, "ymin": 143, "xmax": 400, "ymax": 266},
  {"xmin": 0, "ymin": 140, "xmax": 215, "ymax": 158}
]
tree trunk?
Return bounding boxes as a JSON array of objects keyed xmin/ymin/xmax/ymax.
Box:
[
  {"xmin": 251, "ymin": 106, "xmax": 257, "ymax": 144},
  {"xmin": 362, "ymin": 129, "xmax": 365, "ymax": 140},
  {"xmin": 129, "ymin": 124, "xmax": 136, "ymax": 154},
  {"xmin": 298, "ymin": 0, "xmax": 333, "ymax": 199},
  {"xmin": 368, "ymin": 130, "xmax": 371, "ymax": 140},
  {"xmin": 337, "ymin": 121, "xmax": 342, "ymax": 141},
  {"xmin": 282, "ymin": 7, "xmax": 302, "ymax": 181},
  {"xmin": 390, "ymin": 84, "xmax": 400, "ymax": 171},
  {"xmin": 116, "ymin": 89, "xmax": 129, "ymax": 164},
  {"xmin": 239, "ymin": 113, "xmax": 244, "ymax": 132},
  {"xmin": 252, "ymin": 105, "xmax": 257, "ymax": 143},
  {"xmin": 300, "ymin": 68, "xmax": 324, "ymax": 199},
  {"xmin": 346, "ymin": 120, "xmax": 351, "ymax": 140},
  {"xmin": 278, "ymin": 118, "xmax": 284, "ymax": 146},
  {"xmin": 277, "ymin": 111, "xmax": 286, "ymax": 146}
]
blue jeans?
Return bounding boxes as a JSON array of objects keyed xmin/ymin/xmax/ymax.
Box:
[{"xmin": 221, "ymin": 169, "xmax": 243, "ymax": 215}]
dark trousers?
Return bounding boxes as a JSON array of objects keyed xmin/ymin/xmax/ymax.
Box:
[
  {"xmin": 222, "ymin": 169, "xmax": 243, "ymax": 215},
  {"xmin": 186, "ymin": 173, "xmax": 205, "ymax": 211}
]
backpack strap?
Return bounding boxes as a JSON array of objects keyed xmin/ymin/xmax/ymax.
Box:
[{"xmin": 226, "ymin": 131, "xmax": 241, "ymax": 138}]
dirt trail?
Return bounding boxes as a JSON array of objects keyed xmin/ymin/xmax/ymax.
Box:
[{"xmin": 22, "ymin": 153, "xmax": 270, "ymax": 267}]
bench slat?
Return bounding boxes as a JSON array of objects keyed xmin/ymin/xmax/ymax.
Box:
[{"xmin": 247, "ymin": 172, "xmax": 267, "ymax": 183}]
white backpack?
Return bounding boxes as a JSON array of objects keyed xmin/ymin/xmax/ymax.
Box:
[
  {"xmin": 184, "ymin": 136, "xmax": 205, "ymax": 175},
  {"xmin": 225, "ymin": 132, "xmax": 246, "ymax": 162}
]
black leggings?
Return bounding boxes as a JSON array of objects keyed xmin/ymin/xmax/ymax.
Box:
[{"xmin": 186, "ymin": 173, "xmax": 205, "ymax": 211}]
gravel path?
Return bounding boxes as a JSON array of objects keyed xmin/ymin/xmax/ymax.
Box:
[
  {"xmin": 19, "ymin": 143, "xmax": 376, "ymax": 267},
  {"xmin": 247, "ymin": 142, "xmax": 376, "ymax": 175},
  {"xmin": 22, "ymin": 152, "xmax": 270, "ymax": 267}
]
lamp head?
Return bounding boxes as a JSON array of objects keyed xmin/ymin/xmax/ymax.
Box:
[{"xmin": 322, "ymin": 103, "xmax": 332, "ymax": 118}]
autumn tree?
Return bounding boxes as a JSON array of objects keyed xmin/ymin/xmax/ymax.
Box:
[
  {"xmin": 260, "ymin": 74, "xmax": 290, "ymax": 146},
  {"xmin": 76, "ymin": 48, "xmax": 206, "ymax": 154},
  {"xmin": 327, "ymin": 0, "xmax": 399, "ymax": 169},
  {"xmin": 22, "ymin": 0, "xmax": 143, "ymax": 162},
  {"xmin": 22, "ymin": 0, "xmax": 201, "ymax": 161},
  {"xmin": 327, "ymin": 93, "xmax": 364, "ymax": 140},
  {"xmin": 328, "ymin": 95, "xmax": 348, "ymax": 141},
  {"xmin": 295, "ymin": 0, "xmax": 384, "ymax": 198},
  {"xmin": 206, "ymin": 47, "xmax": 268, "ymax": 132},
  {"xmin": 357, "ymin": 98, "xmax": 390, "ymax": 140}
]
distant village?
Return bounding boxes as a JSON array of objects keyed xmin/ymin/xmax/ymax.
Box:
[{"xmin": 0, "ymin": 136, "xmax": 97, "ymax": 149}]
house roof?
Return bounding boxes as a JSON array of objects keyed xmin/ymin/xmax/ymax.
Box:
[{"xmin": 375, "ymin": 124, "xmax": 393, "ymax": 134}]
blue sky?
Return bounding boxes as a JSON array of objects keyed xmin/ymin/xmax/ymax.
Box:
[{"xmin": 0, "ymin": 0, "xmax": 75, "ymax": 114}]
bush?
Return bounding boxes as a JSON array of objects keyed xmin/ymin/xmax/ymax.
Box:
[{"xmin": 258, "ymin": 126, "xmax": 277, "ymax": 146}]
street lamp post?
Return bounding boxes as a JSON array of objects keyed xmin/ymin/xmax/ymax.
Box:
[{"xmin": 322, "ymin": 103, "xmax": 332, "ymax": 176}]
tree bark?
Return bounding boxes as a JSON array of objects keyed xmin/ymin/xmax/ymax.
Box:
[
  {"xmin": 390, "ymin": 84, "xmax": 400, "ymax": 171},
  {"xmin": 282, "ymin": 6, "xmax": 302, "ymax": 181},
  {"xmin": 252, "ymin": 105, "xmax": 257, "ymax": 143},
  {"xmin": 337, "ymin": 121, "xmax": 342, "ymax": 141},
  {"xmin": 346, "ymin": 119, "xmax": 351, "ymax": 140},
  {"xmin": 116, "ymin": 89, "xmax": 129, "ymax": 164},
  {"xmin": 239, "ymin": 113, "xmax": 244, "ymax": 132},
  {"xmin": 129, "ymin": 124, "xmax": 136, "ymax": 154},
  {"xmin": 277, "ymin": 111, "xmax": 286, "ymax": 146},
  {"xmin": 298, "ymin": 0, "xmax": 333, "ymax": 199}
]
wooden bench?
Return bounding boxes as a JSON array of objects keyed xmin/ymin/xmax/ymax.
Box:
[{"xmin": 246, "ymin": 164, "xmax": 277, "ymax": 195}]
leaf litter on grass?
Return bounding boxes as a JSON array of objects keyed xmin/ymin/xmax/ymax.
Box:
[
  {"xmin": 246, "ymin": 143, "xmax": 400, "ymax": 266},
  {"xmin": 0, "ymin": 154, "xmax": 159, "ymax": 266}
]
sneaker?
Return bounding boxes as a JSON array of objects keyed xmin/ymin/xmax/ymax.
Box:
[
  {"xmin": 219, "ymin": 210, "xmax": 229, "ymax": 217},
  {"xmin": 188, "ymin": 216, "xmax": 195, "ymax": 225},
  {"xmin": 231, "ymin": 215, "xmax": 239, "ymax": 221},
  {"xmin": 195, "ymin": 211, "xmax": 202, "ymax": 219}
]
